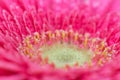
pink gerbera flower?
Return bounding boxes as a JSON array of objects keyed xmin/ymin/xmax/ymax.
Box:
[{"xmin": 0, "ymin": 0, "xmax": 120, "ymax": 80}]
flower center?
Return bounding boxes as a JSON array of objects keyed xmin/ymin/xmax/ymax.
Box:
[
  {"xmin": 41, "ymin": 42, "xmax": 92, "ymax": 68},
  {"xmin": 19, "ymin": 30, "xmax": 113, "ymax": 68}
]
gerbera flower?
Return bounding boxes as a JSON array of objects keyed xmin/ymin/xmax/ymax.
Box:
[{"xmin": 0, "ymin": 0, "xmax": 120, "ymax": 80}]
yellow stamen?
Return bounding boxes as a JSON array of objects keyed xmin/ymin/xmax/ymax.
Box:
[
  {"xmin": 47, "ymin": 31, "xmax": 52, "ymax": 39},
  {"xmin": 29, "ymin": 53, "xmax": 33, "ymax": 58},
  {"xmin": 25, "ymin": 48, "xmax": 30, "ymax": 55},
  {"xmin": 33, "ymin": 32, "xmax": 40, "ymax": 44},
  {"xmin": 98, "ymin": 59, "xmax": 102, "ymax": 65},
  {"xmin": 61, "ymin": 30, "xmax": 66, "ymax": 40},
  {"xmin": 34, "ymin": 32, "xmax": 40, "ymax": 40},
  {"xmin": 74, "ymin": 32, "xmax": 78, "ymax": 41},
  {"xmin": 84, "ymin": 33, "xmax": 89, "ymax": 47},
  {"xmin": 55, "ymin": 30, "xmax": 60, "ymax": 37},
  {"xmin": 98, "ymin": 41, "xmax": 105, "ymax": 50},
  {"xmin": 102, "ymin": 48, "xmax": 108, "ymax": 56},
  {"xmin": 25, "ymin": 36, "xmax": 30, "ymax": 45}
]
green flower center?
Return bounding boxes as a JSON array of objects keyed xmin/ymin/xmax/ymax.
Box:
[
  {"xmin": 41, "ymin": 42, "xmax": 92, "ymax": 68},
  {"xmin": 20, "ymin": 30, "xmax": 112, "ymax": 68}
]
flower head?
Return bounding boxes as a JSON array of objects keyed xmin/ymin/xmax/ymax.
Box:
[{"xmin": 0, "ymin": 0, "xmax": 120, "ymax": 80}]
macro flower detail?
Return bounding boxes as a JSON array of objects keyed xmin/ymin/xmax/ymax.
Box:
[
  {"xmin": 19, "ymin": 29, "xmax": 113, "ymax": 68},
  {"xmin": 0, "ymin": 0, "xmax": 120, "ymax": 80}
]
